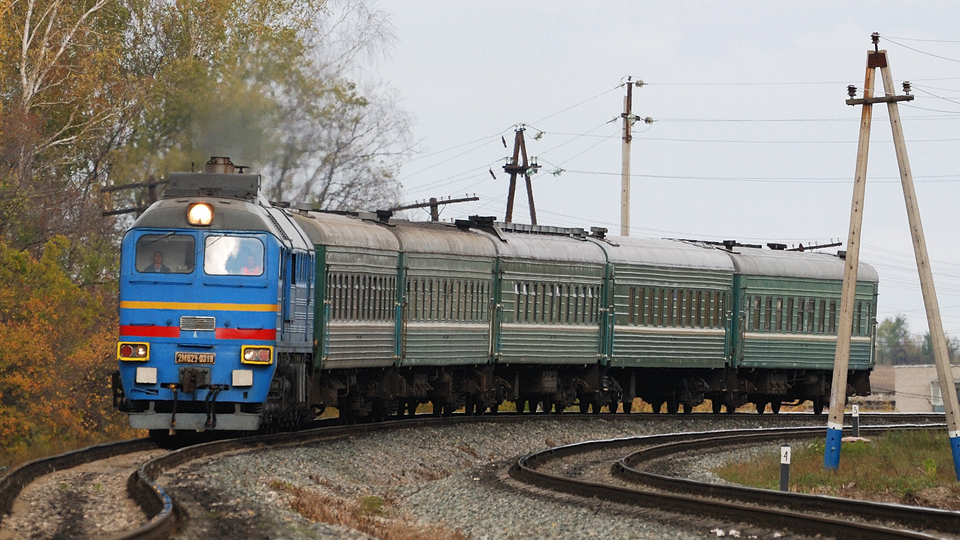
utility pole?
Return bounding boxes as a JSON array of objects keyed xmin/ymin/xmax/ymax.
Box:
[
  {"xmin": 621, "ymin": 77, "xmax": 637, "ymax": 236},
  {"xmin": 620, "ymin": 77, "xmax": 648, "ymax": 237},
  {"xmin": 827, "ymin": 34, "xmax": 960, "ymax": 479},
  {"xmin": 503, "ymin": 125, "xmax": 540, "ymax": 224},
  {"xmin": 391, "ymin": 195, "xmax": 480, "ymax": 221}
]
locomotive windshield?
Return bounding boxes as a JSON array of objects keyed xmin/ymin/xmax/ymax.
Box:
[
  {"xmin": 204, "ymin": 235, "xmax": 264, "ymax": 276},
  {"xmin": 135, "ymin": 233, "xmax": 195, "ymax": 273}
]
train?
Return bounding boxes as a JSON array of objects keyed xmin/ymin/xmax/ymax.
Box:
[{"xmin": 112, "ymin": 157, "xmax": 879, "ymax": 432}]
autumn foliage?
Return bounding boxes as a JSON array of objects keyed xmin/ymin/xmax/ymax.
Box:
[{"xmin": 0, "ymin": 237, "xmax": 132, "ymax": 467}]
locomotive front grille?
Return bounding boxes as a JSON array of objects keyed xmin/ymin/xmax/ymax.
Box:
[{"xmin": 181, "ymin": 316, "xmax": 216, "ymax": 331}]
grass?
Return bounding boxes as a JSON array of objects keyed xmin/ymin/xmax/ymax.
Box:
[{"xmin": 714, "ymin": 429, "xmax": 960, "ymax": 508}]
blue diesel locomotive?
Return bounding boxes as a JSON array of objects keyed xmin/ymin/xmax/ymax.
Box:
[{"xmin": 112, "ymin": 158, "xmax": 878, "ymax": 431}]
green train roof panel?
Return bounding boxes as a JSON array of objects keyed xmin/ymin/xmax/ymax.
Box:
[
  {"xmin": 600, "ymin": 236, "xmax": 735, "ymax": 271},
  {"xmin": 726, "ymin": 246, "xmax": 879, "ymax": 282}
]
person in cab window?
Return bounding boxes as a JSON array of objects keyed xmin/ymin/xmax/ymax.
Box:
[
  {"xmin": 148, "ymin": 251, "xmax": 170, "ymax": 272},
  {"xmin": 241, "ymin": 253, "xmax": 262, "ymax": 275}
]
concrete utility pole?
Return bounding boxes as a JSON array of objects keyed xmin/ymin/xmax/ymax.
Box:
[
  {"xmin": 620, "ymin": 77, "xmax": 642, "ymax": 237},
  {"xmin": 827, "ymin": 34, "xmax": 960, "ymax": 479},
  {"xmin": 503, "ymin": 125, "xmax": 540, "ymax": 224}
]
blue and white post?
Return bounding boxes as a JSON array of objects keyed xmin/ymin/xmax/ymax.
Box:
[
  {"xmin": 834, "ymin": 41, "xmax": 960, "ymax": 477},
  {"xmin": 878, "ymin": 49, "xmax": 960, "ymax": 480},
  {"xmin": 826, "ymin": 46, "xmax": 877, "ymax": 471}
]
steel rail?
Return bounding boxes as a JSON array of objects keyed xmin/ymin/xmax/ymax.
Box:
[
  {"xmin": 0, "ymin": 412, "xmax": 949, "ymax": 539},
  {"xmin": 512, "ymin": 424, "xmax": 957, "ymax": 540}
]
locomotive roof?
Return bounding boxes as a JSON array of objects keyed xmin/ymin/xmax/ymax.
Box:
[
  {"xmin": 389, "ymin": 220, "xmax": 498, "ymax": 256},
  {"xmin": 726, "ymin": 246, "xmax": 880, "ymax": 282},
  {"xmin": 597, "ymin": 236, "xmax": 735, "ymax": 272},
  {"xmin": 290, "ymin": 212, "xmax": 400, "ymax": 251},
  {"xmin": 486, "ymin": 229, "xmax": 608, "ymax": 263}
]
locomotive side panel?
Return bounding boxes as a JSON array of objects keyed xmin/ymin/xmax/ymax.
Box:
[
  {"xmin": 498, "ymin": 258, "xmax": 605, "ymax": 365},
  {"xmin": 320, "ymin": 246, "xmax": 399, "ymax": 369},
  {"xmin": 401, "ymin": 253, "xmax": 495, "ymax": 367},
  {"xmin": 610, "ymin": 263, "xmax": 731, "ymax": 369},
  {"xmin": 737, "ymin": 276, "xmax": 877, "ymax": 371}
]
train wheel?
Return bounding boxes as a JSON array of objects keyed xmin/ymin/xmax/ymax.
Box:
[
  {"xmin": 712, "ymin": 399, "xmax": 722, "ymax": 414},
  {"xmin": 666, "ymin": 397, "xmax": 679, "ymax": 415},
  {"xmin": 771, "ymin": 401, "xmax": 782, "ymax": 414},
  {"xmin": 813, "ymin": 397, "xmax": 825, "ymax": 415},
  {"xmin": 650, "ymin": 399, "xmax": 663, "ymax": 414},
  {"xmin": 579, "ymin": 401, "xmax": 589, "ymax": 414},
  {"xmin": 754, "ymin": 400, "xmax": 767, "ymax": 415},
  {"xmin": 680, "ymin": 402, "xmax": 693, "ymax": 414}
]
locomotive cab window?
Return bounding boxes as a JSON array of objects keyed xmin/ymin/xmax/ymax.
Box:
[
  {"xmin": 204, "ymin": 236, "xmax": 265, "ymax": 276},
  {"xmin": 135, "ymin": 233, "xmax": 195, "ymax": 274}
]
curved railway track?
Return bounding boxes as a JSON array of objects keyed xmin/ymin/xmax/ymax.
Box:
[
  {"xmin": 0, "ymin": 412, "xmax": 951, "ymax": 539},
  {"xmin": 509, "ymin": 422, "xmax": 960, "ymax": 539}
]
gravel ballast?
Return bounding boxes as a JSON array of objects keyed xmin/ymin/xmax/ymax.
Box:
[{"xmin": 162, "ymin": 415, "xmax": 803, "ymax": 540}]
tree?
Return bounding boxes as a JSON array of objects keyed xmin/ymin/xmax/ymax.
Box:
[
  {"xmin": 0, "ymin": 237, "xmax": 129, "ymax": 464},
  {"xmin": 875, "ymin": 315, "xmax": 922, "ymax": 365},
  {"xmin": 108, "ymin": 0, "xmax": 414, "ymax": 216},
  {"xmin": 919, "ymin": 332, "xmax": 960, "ymax": 365},
  {"xmin": 0, "ymin": 0, "xmax": 132, "ymax": 261}
]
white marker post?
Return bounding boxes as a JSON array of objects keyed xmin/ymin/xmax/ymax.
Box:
[
  {"xmin": 780, "ymin": 446, "xmax": 791, "ymax": 492},
  {"xmin": 852, "ymin": 404, "xmax": 860, "ymax": 438}
]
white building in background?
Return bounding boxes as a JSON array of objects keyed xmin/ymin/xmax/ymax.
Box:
[{"xmin": 893, "ymin": 365, "xmax": 960, "ymax": 413}]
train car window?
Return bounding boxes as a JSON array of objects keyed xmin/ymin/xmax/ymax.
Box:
[
  {"xmin": 763, "ymin": 297, "xmax": 772, "ymax": 332},
  {"xmin": 634, "ymin": 287, "xmax": 641, "ymax": 326},
  {"xmin": 653, "ymin": 289, "xmax": 662, "ymax": 327},
  {"xmin": 828, "ymin": 300, "xmax": 838, "ymax": 334},
  {"xmin": 774, "ymin": 298, "xmax": 783, "ymax": 332},
  {"xmin": 627, "ymin": 287, "xmax": 636, "ymax": 326},
  {"xmin": 693, "ymin": 291, "xmax": 703, "ymax": 328},
  {"xmin": 530, "ymin": 284, "xmax": 537, "ymax": 323},
  {"xmin": 805, "ymin": 300, "xmax": 816, "ymax": 333},
  {"xmin": 203, "ymin": 236, "xmax": 264, "ymax": 276},
  {"xmin": 818, "ymin": 300, "xmax": 827, "ymax": 334},
  {"xmin": 751, "ymin": 296, "xmax": 760, "ymax": 332},
  {"xmin": 785, "ymin": 298, "xmax": 794, "ymax": 332},
  {"xmin": 796, "ymin": 297, "xmax": 805, "ymax": 333},
  {"xmin": 346, "ymin": 275, "xmax": 354, "ymax": 320},
  {"xmin": 364, "ymin": 276, "xmax": 371, "ymax": 320},
  {"xmin": 855, "ymin": 300, "xmax": 863, "ymax": 336},
  {"xmin": 136, "ymin": 233, "xmax": 195, "ymax": 274}
]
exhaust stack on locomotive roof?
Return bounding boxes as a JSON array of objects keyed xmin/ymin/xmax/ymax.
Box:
[{"xmin": 205, "ymin": 156, "xmax": 237, "ymax": 174}]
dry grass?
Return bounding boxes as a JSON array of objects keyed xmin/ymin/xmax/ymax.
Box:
[
  {"xmin": 269, "ymin": 480, "xmax": 469, "ymax": 540},
  {"xmin": 714, "ymin": 429, "xmax": 960, "ymax": 510}
]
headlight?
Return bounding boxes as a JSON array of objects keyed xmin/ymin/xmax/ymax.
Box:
[
  {"xmin": 241, "ymin": 345, "xmax": 273, "ymax": 365},
  {"xmin": 187, "ymin": 203, "xmax": 214, "ymax": 226},
  {"xmin": 118, "ymin": 342, "xmax": 149, "ymax": 361}
]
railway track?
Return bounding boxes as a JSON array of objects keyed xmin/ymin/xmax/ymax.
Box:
[
  {"xmin": 0, "ymin": 412, "xmax": 950, "ymax": 539},
  {"xmin": 508, "ymin": 422, "xmax": 960, "ymax": 539}
]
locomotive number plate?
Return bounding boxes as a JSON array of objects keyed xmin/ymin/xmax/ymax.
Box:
[{"xmin": 175, "ymin": 352, "xmax": 216, "ymax": 364}]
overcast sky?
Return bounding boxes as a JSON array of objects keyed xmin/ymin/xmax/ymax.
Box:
[{"xmin": 367, "ymin": 1, "xmax": 960, "ymax": 338}]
